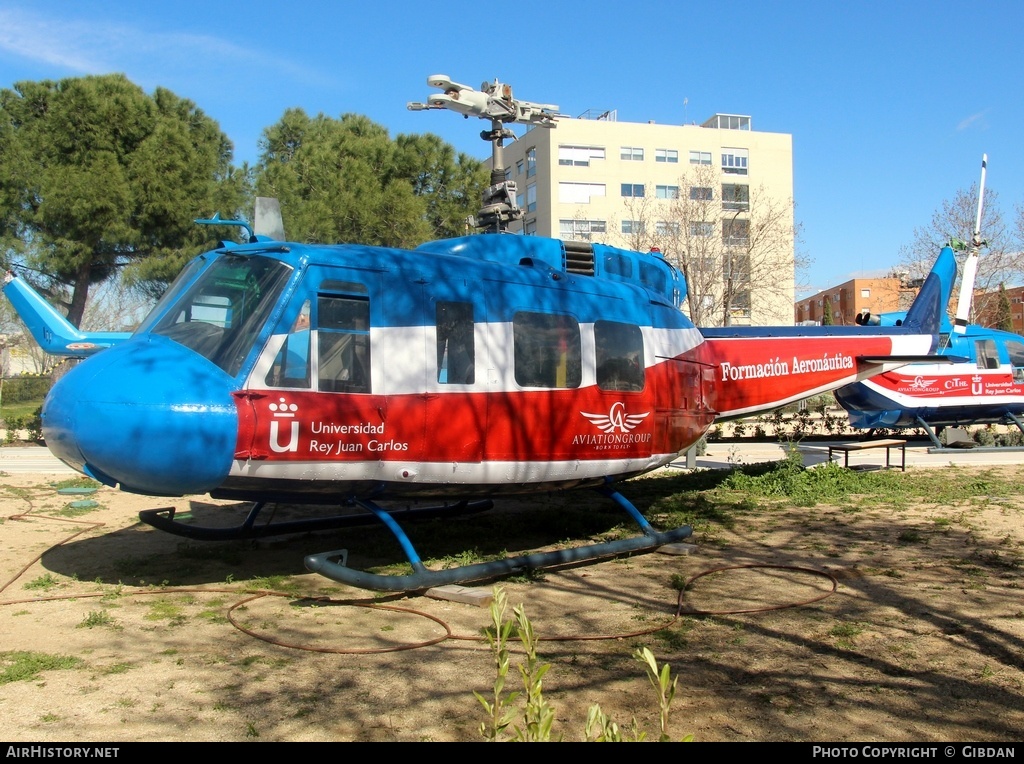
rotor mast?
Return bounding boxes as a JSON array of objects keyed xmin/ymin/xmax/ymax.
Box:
[
  {"xmin": 952, "ymin": 153, "xmax": 988, "ymax": 334},
  {"xmin": 409, "ymin": 75, "xmax": 559, "ymax": 233}
]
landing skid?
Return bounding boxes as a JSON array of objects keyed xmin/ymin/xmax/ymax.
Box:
[
  {"xmin": 916, "ymin": 414, "xmax": 1024, "ymax": 453},
  {"xmin": 138, "ymin": 499, "xmax": 495, "ymax": 541},
  {"xmin": 304, "ymin": 485, "xmax": 693, "ymax": 592}
]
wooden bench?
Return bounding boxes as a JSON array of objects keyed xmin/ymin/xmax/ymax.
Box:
[{"xmin": 827, "ymin": 439, "xmax": 907, "ymax": 471}]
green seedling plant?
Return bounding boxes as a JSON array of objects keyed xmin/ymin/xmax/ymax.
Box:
[{"xmin": 475, "ymin": 587, "xmax": 689, "ymax": 742}]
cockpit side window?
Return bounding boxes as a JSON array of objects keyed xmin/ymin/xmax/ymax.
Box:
[
  {"xmin": 975, "ymin": 339, "xmax": 1000, "ymax": 370},
  {"xmin": 317, "ymin": 287, "xmax": 371, "ymax": 394},
  {"xmin": 264, "ymin": 300, "xmax": 311, "ymax": 388},
  {"xmin": 1007, "ymin": 340, "xmax": 1024, "ymax": 384}
]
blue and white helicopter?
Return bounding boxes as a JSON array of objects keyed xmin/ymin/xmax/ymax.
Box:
[
  {"xmin": 835, "ymin": 156, "xmax": 1024, "ymax": 447},
  {"xmin": 2, "ymin": 76, "xmax": 957, "ymax": 591}
]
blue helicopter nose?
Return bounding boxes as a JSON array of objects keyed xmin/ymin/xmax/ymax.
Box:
[{"xmin": 43, "ymin": 337, "xmax": 239, "ymax": 496}]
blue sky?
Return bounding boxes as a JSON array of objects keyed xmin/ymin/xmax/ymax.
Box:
[{"xmin": 1, "ymin": 0, "xmax": 1021, "ymax": 296}]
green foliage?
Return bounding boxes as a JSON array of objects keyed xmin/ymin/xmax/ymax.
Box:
[
  {"xmin": 77, "ymin": 610, "xmax": 117, "ymax": 629},
  {"xmin": 255, "ymin": 111, "xmax": 487, "ymax": 247},
  {"xmin": 0, "ymin": 376, "xmax": 50, "ymax": 404},
  {"xmin": 995, "ymin": 283, "xmax": 1013, "ymax": 332},
  {"xmin": 0, "ymin": 74, "xmax": 247, "ymax": 323},
  {"xmin": 0, "ymin": 651, "xmax": 83, "ymax": 684},
  {"xmin": 23, "ymin": 573, "xmax": 61, "ymax": 591},
  {"xmin": 3, "ymin": 405, "xmax": 42, "ymax": 442},
  {"xmin": 476, "ymin": 588, "xmax": 686, "ymax": 742}
]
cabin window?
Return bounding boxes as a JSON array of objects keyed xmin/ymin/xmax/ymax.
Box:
[
  {"xmin": 640, "ymin": 261, "xmax": 668, "ymax": 294},
  {"xmin": 317, "ymin": 289, "xmax": 371, "ymax": 393},
  {"xmin": 265, "ymin": 299, "xmax": 311, "ymax": 388},
  {"xmin": 975, "ymin": 339, "xmax": 1000, "ymax": 370},
  {"xmin": 604, "ymin": 253, "xmax": 633, "ymax": 278},
  {"xmin": 1007, "ymin": 340, "xmax": 1024, "ymax": 384},
  {"xmin": 513, "ymin": 312, "xmax": 582, "ymax": 389},
  {"xmin": 150, "ymin": 254, "xmax": 291, "ymax": 378},
  {"xmin": 436, "ymin": 302, "xmax": 475, "ymax": 384},
  {"xmin": 595, "ymin": 322, "xmax": 645, "ymax": 392}
]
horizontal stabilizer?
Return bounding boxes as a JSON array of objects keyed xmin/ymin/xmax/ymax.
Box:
[
  {"xmin": 857, "ymin": 355, "xmax": 967, "ymax": 365},
  {"xmin": 2, "ymin": 273, "xmax": 130, "ymax": 357}
]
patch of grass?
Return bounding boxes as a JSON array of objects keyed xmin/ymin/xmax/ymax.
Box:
[
  {"xmin": 144, "ymin": 599, "xmax": 187, "ymax": 625},
  {"xmin": 99, "ymin": 663, "xmax": 134, "ymax": 675},
  {"xmin": 77, "ymin": 610, "xmax": 119, "ymax": 630},
  {"xmin": 23, "ymin": 573, "xmax": 61, "ymax": 591},
  {"xmin": 243, "ymin": 575, "xmax": 303, "ymax": 594},
  {"xmin": 0, "ymin": 651, "xmax": 83, "ymax": 684},
  {"xmin": 54, "ymin": 501, "xmax": 101, "ymax": 517},
  {"xmin": 51, "ymin": 476, "xmax": 101, "ymax": 491}
]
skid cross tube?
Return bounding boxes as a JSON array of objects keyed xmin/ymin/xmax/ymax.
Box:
[
  {"xmin": 304, "ymin": 485, "xmax": 692, "ymax": 592},
  {"xmin": 138, "ymin": 499, "xmax": 494, "ymax": 541}
]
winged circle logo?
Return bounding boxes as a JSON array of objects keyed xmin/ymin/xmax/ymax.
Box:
[{"xmin": 581, "ymin": 401, "xmax": 649, "ymax": 433}]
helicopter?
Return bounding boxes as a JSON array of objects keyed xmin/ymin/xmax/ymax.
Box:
[
  {"xmin": 0, "ymin": 76, "xmax": 957, "ymax": 591},
  {"xmin": 834, "ymin": 156, "xmax": 1024, "ymax": 448}
]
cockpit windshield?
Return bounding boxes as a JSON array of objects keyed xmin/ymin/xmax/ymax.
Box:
[{"xmin": 150, "ymin": 255, "xmax": 292, "ymax": 377}]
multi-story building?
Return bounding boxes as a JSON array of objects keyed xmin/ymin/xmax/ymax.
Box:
[
  {"xmin": 975, "ymin": 285, "xmax": 1024, "ymax": 334},
  {"xmin": 794, "ymin": 277, "xmax": 908, "ymax": 326},
  {"xmin": 498, "ymin": 112, "xmax": 794, "ymax": 326}
]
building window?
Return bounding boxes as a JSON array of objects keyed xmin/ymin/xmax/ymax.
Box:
[
  {"xmin": 655, "ymin": 148, "xmax": 678, "ymax": 163},
  {"xmin": 560, "ymin": 219, "xmax": 606, "ymax": 241},
  {"xmin": 722, "ymin": 218, "xmax": 748, "ymax": 245},
  {"xmin": 703, "ymin": 114, "xmax": 751, "ymax": 131},
  {"xmin": 861, "ymin": 289, "xmax": 871, "ymax": 298},
  {"xmin": 689, "ymin": 151, "xmax": 712, "ymax": 165},
  {"xmin": 620, "ymin": 146, "xmax": 644, "ymax": 161},
  {"xmin": 655, "ymin": 185, "xmax": 679, "ymax": 199},
  {"xmin": 558, "ymin": 182, "xmax": 605, "ymax": 204},
  {"xmin": 721, "ymin": 183, "xmax": 749, "ymax": 211},
  {"xmin": 689, "ymin": 186, "xmax": 713, "ymax": 201},
  {"xmin": 516, "ymin": 159, "xmax": 524, "ymax": 175},
  {"xmin": 558, "ymin": 145, "xmax": 605, "ymax": 166},
  {"xmin": 655, "ymin": 221, "xmax": 680, "ymax": 236},
  {"xmin": 526, "ymin": 147, "xmax": 537, "ymax": 178},
  {"xmin": 689, "ymin": 221, "xmax": 714, "ymax": 237},
  {"xmin": 621, "ymin": 220, "xmax": 645, "ymax": 235},
  {"xmin": 524, "ymin": 219, "xmax": 537, "ymax": 236},
  {"xmin": 525, "ymin": 182, "xmax": 537, "ymax": 213},
  {"xmin": 620, "ymin": 183, "xmax": 645, "ymax": 198},
  {"xmin": 722, "ymin": 148, "xmax": 748, "ymax": 175},
  {"xmin": 504, "ymin": 167, "xmax": 512, "ymax": 182}
]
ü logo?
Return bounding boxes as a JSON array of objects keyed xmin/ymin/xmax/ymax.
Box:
[{"xmin": 269, "ymin": 397, "xmax": 299, "ymax": 453}]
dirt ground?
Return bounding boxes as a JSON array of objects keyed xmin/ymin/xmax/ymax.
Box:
[{"xmin": 1, "ymin": 463, "xmax": 1023, "ymax": 743}]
